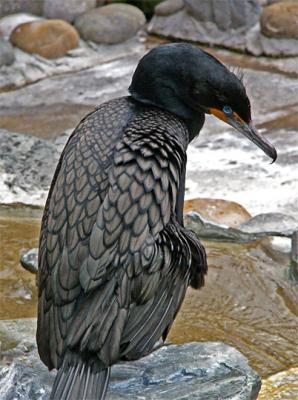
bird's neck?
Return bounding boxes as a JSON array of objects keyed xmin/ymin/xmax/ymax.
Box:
[
  {"xmin": 184, "ymin": 111, "xmax": 205, "ymax": 142},
  {"xmin": 128, "ymin": 94, "xmax": 205, "ymax": 143}
]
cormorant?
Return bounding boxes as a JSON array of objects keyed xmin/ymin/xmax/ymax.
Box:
[{"xmin": 37, "ymin": 43, "xmax": 277, "ymax": 400}]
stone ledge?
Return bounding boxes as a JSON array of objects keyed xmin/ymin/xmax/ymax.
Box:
[{"xmin": 0, "ymin": 319, "xmax": 261, "ymax": 400}]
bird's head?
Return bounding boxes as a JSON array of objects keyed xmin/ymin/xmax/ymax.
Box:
[{"xmin": 129, "ymin": 43, "xmax": 277, "ymax": 162}]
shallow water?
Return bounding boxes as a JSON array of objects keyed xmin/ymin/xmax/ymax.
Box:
[
  {"xmin": 1, "ymin": 206, "xmax": 297, "ymax": 383},
  {"xmin": 0, "ymin": 211, "xmax": 40, "ymax": 319}
]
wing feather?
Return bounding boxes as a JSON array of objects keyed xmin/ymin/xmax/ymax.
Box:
[{"xmin": 37, "ymin": 100, "xmax": 207, "ymax": 373}]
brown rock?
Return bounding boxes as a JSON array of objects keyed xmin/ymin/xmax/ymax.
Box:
[
  {"xmin": 10, "ymin": 19, "xmax": 79, "ymax": 59},
  {"xmin": 260, "ymin": 2, "xmax": 298, "ymax": 39},
  {"xmin": 184, "ymin": 198, "xmax": 251, "ymax": 228},
  {"xmin": 0, "ymin": 13, "xmax": 42, "ymax": 40}
]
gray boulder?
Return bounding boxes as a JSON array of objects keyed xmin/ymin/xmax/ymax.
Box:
[
  {"xmin": 148, "ymin": 0, "xmax": 261, "ymax": 52},
  {"xmin": 43, "ymin": 0, "xmax": 96, "ymax": 23},
  {"xmin": 0, "ymin": 0, "xmax": 43, "ymax": 18},
  {"xmin": 184, "ymin": 0, "xmax": 260, "ymax": 30},
  {"xmin": 0, "ymin": 38, "xmax": 14, "ymax": 66},
  {"xmin": 0, "ymin": 317, "xmax": 261, "ymax": 400},
  {"xmin": 75, "ymin": 4, "xmax": 146, "ymax": 44}
]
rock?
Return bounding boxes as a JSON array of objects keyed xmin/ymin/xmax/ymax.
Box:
[
  {"xmin": 148, "ymin": 0, "xmax": 298, "ymax": 56},
  {"xmin": 0, "ymin": 129, "xmax": 60, "ymax": 205},
  {"xmin": 75, "ymin": 4, "xmax": 146, "ymax": 44},
  {"xmin": 260, "ymin": 2, "xmax": 298, "ymax": 39},
  {"xmin": 0, "ymin": 0, "xmax": 43, "ymax": 18},
  {"xmin": 185, "ymin": 0, "xmax": 261, "ymax": 30},
  {"xmin": 20, "ymin": 248, "xmax": 39, "ymax": 274},
  {"xmin": 0, "ymin": 37, "xmax": 144, "ymax": 92},
  {"xmin": 10, "ymin": 19, "xmax": 79, "ymax": 59},
  {"xmin": 185, "ymin": 211, "xmax": 298, "ymax": 243},
  {"xmin": 246, "ymin": 22, "xmax": 298, "ymax": 56},
  {"xmin": 184, "ymin": 198, "xmax": 251, "ymax": 228},
  {"xmin": 239, "ymin": 212, "xmax": 298, "ymax": 235},
  {"xmin": 43, "ymin": 0, "xmax": 96, "ymax": 23},
  {"xmin": 148, "ymin": 0, "xmax": 261, "ymax": 52},
  {"xmin": 0, "ymin": 38, "xmax": 14, "ymax": 66},
  {"xmin": 0, "ymin": 318, "xmax": 261, "ymax": 400},
  {"xmin": 155, "ymin": 0, "xmax": 184, "ymax": 16},
  {"xmin": 0, "ymin": 13, "xmax": 42, "ymax": 40}
]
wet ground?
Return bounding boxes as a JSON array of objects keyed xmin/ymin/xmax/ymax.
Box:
[{"xmin": 0, "ymin": 39, "xmax": 297, "ymax": 398}]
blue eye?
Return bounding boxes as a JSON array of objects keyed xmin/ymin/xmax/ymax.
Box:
[{"xmin": 223, "ymin": 105, "xmax": 233, "ymax": 116}]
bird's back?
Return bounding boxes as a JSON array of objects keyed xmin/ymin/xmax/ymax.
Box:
[{"xmin": 37, "ymin": 96, "xmax": 207, "ymax": 399}]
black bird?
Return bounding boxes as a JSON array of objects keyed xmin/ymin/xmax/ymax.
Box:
[{"xmin": 37, "ymin": 43, "xmax": 277, "ymax": 400}]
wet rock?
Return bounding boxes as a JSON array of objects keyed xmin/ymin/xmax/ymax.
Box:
[
  {"xmin": 0, "ymin": 38, "xmax": 14, "ymax": 66},
  {"xmin": 155, "ymin": 0, "xmax": 184, "ymax": 16},
  {"xmin": 148, "ymin": 0, "xmax": 261, "ymax": 52},
  {"xmin": 10, "ymin": 20, "xmax": 79, "ymax": 59},
  {"xmin": 75, "ymin": 4, "xmax": 146, "ymax": 44},
  {"xmin": 239, "ymin": 212, "xmax": 298, "ymax": 235},
  {"xmin": 0, "ymin": 318, "xmax": 261, "ymax": 400},
  {"xmin": 0, "ymin": 129, "xmax": 59, "ymax": 204},
  {"xmin": 0, "ymin": 13, "xmax": 42, "ymax": 40},
  {"xmin": 184, "ymin": 198, "xmax": 251, "ymax": 228},
  {"xmin": 185, "ymin": 211, "xmax": 298, "ymax": 243},
  {"xmin": 260, "ymin": 2, "xmax": 298, "ymax": 39},
  {"xmin": 0, "ymin": 0, "xmax": 43, "ymax": 18},
  {"xmin": 20, "ymin": 248, "xmax": 39, "ymax": 274},
  {"xmin": 43, "ymin": 0, "xmax": 96, "ymax": 23}
]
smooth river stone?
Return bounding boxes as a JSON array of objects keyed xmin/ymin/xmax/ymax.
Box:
[
  {"xmin": 75, "ymin": 4, "xmax": 146, "ymax": 44},
  {"xmin": 261, "ymin": 1, "xmax": 298, "ymax": 39},
  {"xmin": 10, "ymin": 19, "xmax": 79, "ymax": 59}
]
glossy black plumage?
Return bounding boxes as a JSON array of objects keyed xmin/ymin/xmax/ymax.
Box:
[{"xmin": 38, "ymin": 43, "xmax": 276, "ymax": 400}]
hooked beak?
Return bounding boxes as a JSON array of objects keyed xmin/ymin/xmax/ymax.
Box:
[{"xmin": 209, "ymin": 108, "xmax": 277, "ymax": 163}]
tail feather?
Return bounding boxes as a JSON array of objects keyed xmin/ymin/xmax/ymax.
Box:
[{"xmin": 50, "ymin": 353, "xmax": 110, "ymax": 400}]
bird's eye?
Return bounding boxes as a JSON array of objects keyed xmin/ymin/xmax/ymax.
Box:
[{"xmin": 223, "ymin": 105, "xmax": 233, "ymax": 116}]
